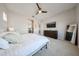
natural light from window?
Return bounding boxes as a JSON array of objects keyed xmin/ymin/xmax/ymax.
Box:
[{"xmin": 3, "ymin": 12, "xmax": 7, "ymax": 22}]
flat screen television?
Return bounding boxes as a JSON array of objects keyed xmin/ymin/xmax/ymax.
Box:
[{"xmin": 47, "ymin": 22, "xmax": 56, "ymax": 28}]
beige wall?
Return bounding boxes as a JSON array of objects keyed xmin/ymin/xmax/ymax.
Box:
[{"xmin": 7, "ymin": 11, "xmax": 32, "ymax": 34}]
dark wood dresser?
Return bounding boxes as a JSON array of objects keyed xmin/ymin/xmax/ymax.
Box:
[{"xmin": 44, "ymin": 30, "xmax": 58, "ymax": 39}]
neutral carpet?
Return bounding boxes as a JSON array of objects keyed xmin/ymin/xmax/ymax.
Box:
[{"xmin": 33, "ymin": 38, "xmax": 79, "ymax": 56}]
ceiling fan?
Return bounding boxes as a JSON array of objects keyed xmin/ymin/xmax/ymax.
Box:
[{"xmin": 35, "ymin": 3, "xmax": 48, "ymax": 15}]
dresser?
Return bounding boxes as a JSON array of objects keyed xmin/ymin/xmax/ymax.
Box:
[{"xmin": 44, "ymin": 30, "xmax": 58, "ymax": 39}]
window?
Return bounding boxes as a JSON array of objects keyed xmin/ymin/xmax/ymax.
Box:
[{"xmin": 3, "ymin": 12, "xmax": 7, "ymax": 22}]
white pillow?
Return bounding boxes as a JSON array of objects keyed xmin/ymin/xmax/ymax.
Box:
[
  {"xmin": 2, "ymin": 32, "xmax": 22, "ymax": 44},
  {"xmin": 0, "ymin": 37, "xmax": 9, "ymax": 49}
]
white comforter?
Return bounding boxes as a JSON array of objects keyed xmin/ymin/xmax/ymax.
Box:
[{"xmin": 0, "ymin": 33, "xmax": 49, "ymax": 56}]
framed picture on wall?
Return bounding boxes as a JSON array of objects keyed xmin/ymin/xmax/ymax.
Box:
[{"xmin": 47, "ymin": 22, "xmax": 56, "ymax": 28}]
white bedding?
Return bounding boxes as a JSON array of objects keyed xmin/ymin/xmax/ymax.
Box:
[{"xmin": 0, "ymin": 33, "xmax": 49, "ymax": 56}]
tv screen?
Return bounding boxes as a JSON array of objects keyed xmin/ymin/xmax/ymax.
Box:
[{"xmin": 47, "ymin": 22, "xmax": 56, "ymax": 28}]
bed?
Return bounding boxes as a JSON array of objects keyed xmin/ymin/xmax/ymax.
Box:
[{"xmin": 0, "ymin": 32, "xmax": 49, "ymax": 56}]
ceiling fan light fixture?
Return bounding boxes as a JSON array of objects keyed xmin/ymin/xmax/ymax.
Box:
[{"xmin": 38, "ymin": 10, "xmax": 41, "ymax": 14}]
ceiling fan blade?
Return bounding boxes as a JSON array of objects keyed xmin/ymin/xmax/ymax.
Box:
[
  {"xmin": 42, "ymin": 11, "xmax": 47, "ymax": 13},
  {"xmin": 36, "ymin": 3, "xmax": 41, "ymax": 10}
]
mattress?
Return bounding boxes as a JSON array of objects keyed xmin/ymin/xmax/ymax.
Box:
[{"xmin": 0, "ymin": 33, "xmax": 49, "ymax": 56}]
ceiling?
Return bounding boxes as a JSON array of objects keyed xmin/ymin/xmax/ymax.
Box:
[{"xmin": 5, "ymin": 3, "xmax": 77, "ymax": 20}]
